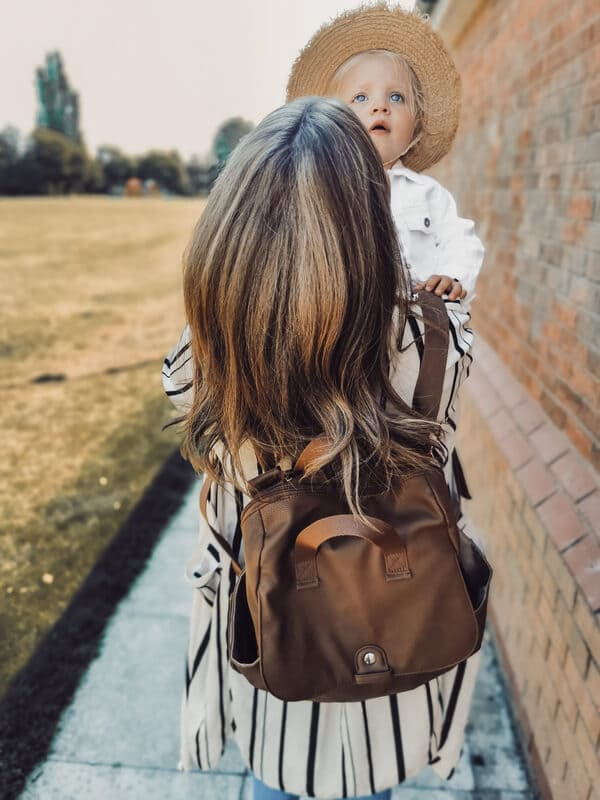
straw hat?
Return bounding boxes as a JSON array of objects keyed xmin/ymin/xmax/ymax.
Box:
[{"xmin": 286, "ymin": 2, "xmax": 461, "ymax": 172}]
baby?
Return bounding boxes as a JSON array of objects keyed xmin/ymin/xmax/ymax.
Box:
[{"xmin": 286, "ymin": 5, "xmax": 485, "ymax": 305}]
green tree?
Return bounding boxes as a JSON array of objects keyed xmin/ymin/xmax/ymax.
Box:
[
  {"xmin": 0, "ymin": 126, "xmax": 22, "ymax": 194},
  {"xmin": 186, "ymin": 154, "xmax": 218, "ymax": 196},
  {"xmin": 212, "ymin": 117, "xmax": 254, "ymax": 168},
  {"xmin": 36, "ymin": 52, "xmax": 81, "ymax": 142},
  {"xmin": 66, "ymin": 142, "xmax": 88, "ymax": 192},
  {"xmin": 96, "ymin": 146, "xmax": 134, "ymax": 191},
  {"xmin": 83, "ymin": 158, "xmax": 104, "ymax": 193},
  {"xmin": 19, "ymin": 128, "xmax": 89, "ymax": 194},
  {"xmin": 22, "ymin": 128, "xmax": 71, "ymax": 193},
  {"xmin": 137, "ymin": 149, "xmax": 189, "ymax": 195}
]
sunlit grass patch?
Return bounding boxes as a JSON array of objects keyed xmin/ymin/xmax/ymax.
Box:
[{"xmin": 0, "ymin": 196, "xmax": 204, "ymax": 695}]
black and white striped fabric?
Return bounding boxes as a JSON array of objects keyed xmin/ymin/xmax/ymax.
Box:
[{"xmin": 163, "ymin": 298, "xmax": 480, "ymax": 799}]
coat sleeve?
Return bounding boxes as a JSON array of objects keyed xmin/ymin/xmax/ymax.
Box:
[
  {"xmin": 430, "ymin": 182, "xmax": 485, "ymax": 302},
  {"xmin": 162, "ymin": 324, "xmax": 194, "ymax": 413}
]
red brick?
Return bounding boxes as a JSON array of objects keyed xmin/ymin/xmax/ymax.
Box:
[
  {"xmin": 545, "ymin": 540, "xmax": 579, "ymax": 611},
  {"xmin": 565, "ymin": 415, "xmax": 594, "ymax": 462},
  {"xmin": 582, "ymin": 74, "xmax": 600, "ymax": 106},
  {"xmin": 541, "ymin": 318, "xmax": 563, "ymax": 345},
  {"xmin": 586, "ymin": 658, "xmax": 600, "ymax": 715},
  {"xmin": 538, "ymin": 491, "xmax": 588, "ymax": 551},
  {"xmin": 539, "ymin": 389, "xmax": 567, "ymax": 430},
  {"xmin": 499, "ymin": 428, "xmax": 535, "ymax": 470},
  {"xmin": 530, "ymin": 423, "xmax": 571, "ymax": 464},
  {"xmin": 562, "ymin": 219, "xmax": 585, "ymax": 245},
  {"xmin": 583, "ymin": 40, "xmax": 600, "ymax": 79},
  {"xmin": 563, "ymin": 535, "xmax": 600, "ymax": 612},
  {"xmin": 556, "ymin": 700, "xmax": 595, "ymax": 798},
  {"xmin": 554, "ymin": 299, "xmax": 579, "ymax": 328},
  {"xmin": 564, "ymin": 651, "xmax": 600, "ymax": 745},
  {"xmin": 512, "ymin": 397, "xmax": 547, "ymax": 434},
  {"xmin": 573, "ymin": 590, "xmax": 600, "ymax": 667},
  {"xmin": 467, "ymin": 372, "xmax": 504, "ymax": 418},
  {"xmin": 517, "ymin": 458, "xmax": 559, "ymax": 507},
  {"xmin": 578, "ymin": 491, "xmax": 600, "ymax": 535},
  {"xmin": 498, "ymin": 375, "xmax": 528, "ymax": 410},
  {"xmin": 568, "ymin": 192, "xmax": 594, "ymax": 219},
  {"xmin": 573, "ymin": 712, "xmax": 600, "ymax": 798},
  {"xmin": 523, "ymin": 500, "xmax": 550, "ymax": 554},
  {"xmin": 538, "ymin": 590, "xmax": 568, "ymax": 665},
  {"xmin": 587, "ymin": 348, "xmax": 600, "ymax": 379},
  {"xmin": 570, "ymin": 280, "xmax": 600, "ymax": 316},
  {"xmin": 551, "ymin": 451, "xmax": 598, "ymax": 501},
  {"xmin": 592, "ymin": 445, "xmax": 600, "ymax": 476},
  {"xmin": 562, "ymin": 756, "xmax": 595, "ymax": 800},
  {"xmin": 579, "ymin": 404, "xmax": 600, "ymax": 447},
  {"xmin": 488, "ymin": 408, "xmax": 516, "ymax": 439},
  {"xmin": 569, "ymin": 620, "xmax": 593, "ymax": 681}
]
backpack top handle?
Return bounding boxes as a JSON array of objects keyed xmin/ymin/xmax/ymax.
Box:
[{"xmin": 294, "ymin": 514, "xmax": 412, "ymax": 589}]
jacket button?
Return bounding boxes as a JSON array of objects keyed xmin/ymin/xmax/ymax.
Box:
[{"xmin": 424, "ymin": 217, "xmax": 431, "ymax": 227}]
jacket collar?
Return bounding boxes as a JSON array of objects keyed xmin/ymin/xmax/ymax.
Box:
[{"xmin": 387, "ymin": 163, "xmax": 426, "ymax": 184}]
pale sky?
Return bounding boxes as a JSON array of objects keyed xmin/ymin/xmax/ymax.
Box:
[{"xmin": 1, "ymin": 0, "xmax": 416, "ymax": 160}]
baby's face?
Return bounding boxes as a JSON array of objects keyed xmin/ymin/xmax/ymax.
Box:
[{"xmin": 335, "ymin": 53, "xmax": 415, "ymax": 168}]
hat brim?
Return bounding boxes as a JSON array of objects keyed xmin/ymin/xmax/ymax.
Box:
[{"xmin": 286, "ymin": 3, "xmax": 461, "ymax": 172}]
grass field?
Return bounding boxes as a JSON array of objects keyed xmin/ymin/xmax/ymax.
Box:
[{"xmin": 0, "ymin": 196, "xmax": 205, "ymax": 696}]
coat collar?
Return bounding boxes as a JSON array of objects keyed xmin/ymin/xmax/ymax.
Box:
[{"xmin": 387, "ymin": 164, "xmax": 426, "ymax": 185}]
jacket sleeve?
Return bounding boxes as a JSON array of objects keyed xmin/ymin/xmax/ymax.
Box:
[
  {"xmin": 430, "ymin": 183, "xmax": 485, "ymax": 302},
  {"xmin": 162, "ymin": 324, "xmax": 194, "ymax": 413}
]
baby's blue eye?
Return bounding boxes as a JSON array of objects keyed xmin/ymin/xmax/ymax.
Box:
[
  {"xmin": 353, "ymin": 93, "xmax": 367, "ymax": 103},
  {"xmin": 391, "ymin": 92, "xmax": 405, "ymax": 103}
]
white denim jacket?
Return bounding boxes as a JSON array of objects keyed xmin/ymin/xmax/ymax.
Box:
[{"xmin": 388, "ymin": 164, "xmax": 485, "ymax": 301}]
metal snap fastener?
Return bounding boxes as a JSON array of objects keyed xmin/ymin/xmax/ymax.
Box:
[
  {"xmin": 424, "ymin": 217, "xmax": 431, "ymax": 227},
  {"xmin": 363, "ymin": 652, "xmax": 377, "ymax": 665}
]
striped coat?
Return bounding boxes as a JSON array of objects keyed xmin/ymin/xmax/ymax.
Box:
[{"xmin": 163, "ymin": 297, "xmax": 483, "ymax": 799}]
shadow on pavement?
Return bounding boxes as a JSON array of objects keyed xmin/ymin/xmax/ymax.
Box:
[{"xmin": 0, "ymin": 450, "xmax": 195, "ymax": 800}]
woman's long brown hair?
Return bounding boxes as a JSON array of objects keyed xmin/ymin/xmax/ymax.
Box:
[{"xmin": 181, "ymin": 96, "xmax": 442, "ymax": 517}]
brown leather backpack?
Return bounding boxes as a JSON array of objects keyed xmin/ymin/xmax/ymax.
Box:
[{"xmin": 201, "ymin": 292, "xmax": 492, "ymax": 702}]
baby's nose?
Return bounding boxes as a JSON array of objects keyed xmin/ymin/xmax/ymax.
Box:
[{"xmin": 371, "ymin": 101, "xmax": 389, "ymax": 113}]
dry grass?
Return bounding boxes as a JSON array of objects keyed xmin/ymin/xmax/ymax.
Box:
[{"xmin": 0, "ymin": 196, "xmax": 204, "ymax": 696}]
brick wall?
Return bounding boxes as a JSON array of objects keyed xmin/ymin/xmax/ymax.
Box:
[
  {"xmin": 459, "ymin": 343, "xmax": 599, "ymax": 799},
  {"xmin": 428, "ymin": 0, "xmax": 599, "ymax": 468},
  {"xmin": 426, "ymin": 1, "xmax": 600, "ymax": 797}
]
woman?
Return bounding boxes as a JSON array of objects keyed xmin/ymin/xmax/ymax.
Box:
[{"xmin": 163, "ymin": 96, "xmax": 480, "ymax": 800}]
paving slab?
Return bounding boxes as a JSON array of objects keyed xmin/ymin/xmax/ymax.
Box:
[{"xmin": 24, "ymin": 762, "xmax": 244, "ymax": 800}]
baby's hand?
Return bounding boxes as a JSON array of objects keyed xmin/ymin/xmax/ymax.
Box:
[{"xmin": 414, "ymin": 275, "xmax": 466, "ymax": 301}]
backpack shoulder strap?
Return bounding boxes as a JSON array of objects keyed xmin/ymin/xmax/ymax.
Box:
[
  {"xmin": 411, "ymin": 290, "xmax": 449, "ymax": 421},
  {"xmin": 295, "ymin": 292, "xmax": 450, "ymax": 472}
]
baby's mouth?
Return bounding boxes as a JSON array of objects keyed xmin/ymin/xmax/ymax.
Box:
[{"xmin": 369, "ymin": 121, "xmax": 390, "ymax": 134}]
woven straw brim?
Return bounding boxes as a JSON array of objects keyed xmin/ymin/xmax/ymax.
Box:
[{"xmin": 286, "ymin": 2, "xmax": 461, "ymax": 172}]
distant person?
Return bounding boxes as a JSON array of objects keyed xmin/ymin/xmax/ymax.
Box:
[{"xmin": 163, "ymin": 96, "xmax": 482, "ymax": 800}]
